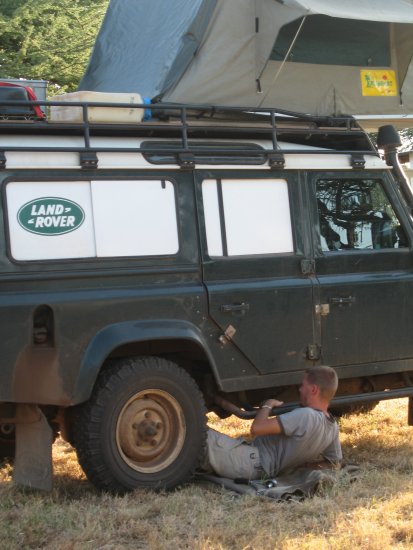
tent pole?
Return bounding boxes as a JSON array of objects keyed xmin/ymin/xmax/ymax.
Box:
[{"xmin": 257, "ymin": 15, "xmax": 308, "ymax": 108}]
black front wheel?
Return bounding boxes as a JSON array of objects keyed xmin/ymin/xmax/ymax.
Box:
[
  {"xmin": 73, "ymin": 356, "xmax": 207, "ymax": 493},
  {"xmin": 0, "ymin": 423, "xmax": 15, "ymax": 460}
]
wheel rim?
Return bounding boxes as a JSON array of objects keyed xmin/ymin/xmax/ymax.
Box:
[{"xmin": 116, "ymin": 389, "xmax": 186, "ymax": 474}]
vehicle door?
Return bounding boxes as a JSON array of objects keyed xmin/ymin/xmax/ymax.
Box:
[
  {"xmin": 310, "ymin": 171, "xmax": 413, "ymax": 369},
  {"xmin": 196, "ymin": 170, "xmax": 317, "ymax": 375}
]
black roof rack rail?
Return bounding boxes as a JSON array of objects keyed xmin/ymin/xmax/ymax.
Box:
[{"xmin": 0, "ymin": 99, "xmax": 379, "ymax": 168}]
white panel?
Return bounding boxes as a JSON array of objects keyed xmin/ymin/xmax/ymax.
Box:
[
  {"xmin": 6, "ymin": 181, "xmax": 96, "ymax": 261},
  {"xmin": 1, "ymin": 135, "xmax": 81, "ymax": 169},
  {"xmin": 91, "ymin": 180, "xmax": 179, "ymax": 257},
  {"xmin": 0, "ymin": 134, "xmax": 388, "ymax": 171},
  {"xmin": 5, "ymin": 152, "xmax": 79, "ymax": 169},
  {"xmin": 91, "ymin": 137, "xmax": 151, "ymax": 168},
  {"xmin": 202, "ymin": 179, "xmax": 223, "ymax": 256},
  {"xmin": 222, "ymin": 179, "xmax": 293, "ymax": 255}
]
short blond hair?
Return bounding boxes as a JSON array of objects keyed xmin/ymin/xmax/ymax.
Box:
[{"xmin": 305, "ymin": 366, "xmax": 338, "ymax": 402}]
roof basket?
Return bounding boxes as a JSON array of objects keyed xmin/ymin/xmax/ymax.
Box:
[{"xmin": 0, "ymin": 98, "xmax": 379, "ymax": 168}]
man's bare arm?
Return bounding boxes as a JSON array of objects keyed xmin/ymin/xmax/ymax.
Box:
[{"xmin": 250, "ymin": 399, "xmax": 284, "ymax": 436}]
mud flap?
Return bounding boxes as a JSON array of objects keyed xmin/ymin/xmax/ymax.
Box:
[{"xmin": 13, "ymin": 404, "xmax": 53, "ymax": 491}]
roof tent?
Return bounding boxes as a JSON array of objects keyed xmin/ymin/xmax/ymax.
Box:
[{"xmin": 79, "ymin": 0, "xmax": 413, "ymax": 128}]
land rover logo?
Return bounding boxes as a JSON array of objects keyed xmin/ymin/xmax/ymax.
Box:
[{"xmin": 17, "ymin": 198, "xmax": 85, "ymax": 235}]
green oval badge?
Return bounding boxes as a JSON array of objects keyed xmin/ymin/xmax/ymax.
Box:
[{"xmin": 17, "ymin": 197, "xmax": 85, "ymax": 236}]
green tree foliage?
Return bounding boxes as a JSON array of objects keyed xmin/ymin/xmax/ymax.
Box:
[
  {"xmin": 400, "ymin": 128, "xmax": 413, "ymax": 152},
  {"xmin": 0, "ymin": 0, "xmax": 109, "ymax": 93}
]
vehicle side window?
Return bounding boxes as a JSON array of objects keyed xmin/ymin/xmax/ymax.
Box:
[
  {"xmin": 6, "ymin": 179, "xmax": 179, "ymax": 261},
  {"xmin": 316, "ymin": 178, "xmax": 408, "ymax": 252},
  {"xmin": 202, "ymin": 178, "xmax": 294, "ymax": 256}
]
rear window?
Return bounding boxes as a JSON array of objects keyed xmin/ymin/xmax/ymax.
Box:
[
  {"xmin": 271, "ymin": 16, "xmax": 390, "ymax": 67},
  {"xmin": 6, "ymin": 179, "xmax": 179, "ymax": 261}
]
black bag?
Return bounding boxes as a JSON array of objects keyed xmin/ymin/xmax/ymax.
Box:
[{"xmin": 0, "ymin": 83, "xmax": 45, "ymax": 119}]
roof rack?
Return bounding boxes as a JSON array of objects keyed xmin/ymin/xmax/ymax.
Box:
[{"xmin": 0, "ymin": 99, "xmax": 379, "ymax": 169}]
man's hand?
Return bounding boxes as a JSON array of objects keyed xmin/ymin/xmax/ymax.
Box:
[
  {"xmin": 250, "ymin": 399, "xmax": 284, "ymax": 437},
  {"xmin": 262, "ymin": 399, "xmax": 284, "ymax": 409}
]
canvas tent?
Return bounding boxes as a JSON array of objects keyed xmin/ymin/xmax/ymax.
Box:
[{"xmin": 79, "ymin": 0, "xmax": 413, "ymax": 128}]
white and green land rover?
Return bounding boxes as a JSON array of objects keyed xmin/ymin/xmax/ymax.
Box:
[{"xmin": 0, "ymin": 92, "xmax": 412, "ymax": 492}]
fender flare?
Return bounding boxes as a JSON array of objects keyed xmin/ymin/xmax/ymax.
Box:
[{"xmin": 72, "ymin": 319, "xmax": 219, "ymax": 403}]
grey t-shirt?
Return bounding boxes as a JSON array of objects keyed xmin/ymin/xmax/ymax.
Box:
[{"xmin": 254, "ymin": 407, "xmax": 342, "ymax": 476}]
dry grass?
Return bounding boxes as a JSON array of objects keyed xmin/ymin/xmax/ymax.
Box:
[{"xmin": 1, "ymin": 399, "xmax": 413, "ymax": 549}]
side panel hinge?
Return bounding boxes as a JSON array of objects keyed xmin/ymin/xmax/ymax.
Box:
[
  {"xmin": 219, "ymin": 324, "xmax": 236, "ymax": 345},
  {"xmin": 307, "ymin": 343, "xmax": 321, "ymax": 361},
  {"xmin": 300, "ymin": 259, "xmax": 315, "ymax": 275}
]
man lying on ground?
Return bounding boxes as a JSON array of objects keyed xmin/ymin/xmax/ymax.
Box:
[{"xmin": 201, "ymin": 365, "xmax": 342, "ymax": 480}]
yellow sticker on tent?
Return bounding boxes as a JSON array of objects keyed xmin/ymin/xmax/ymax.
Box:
[{"xmin": 361, "ymin": 70, "xmax": 398, "ymax": 96}]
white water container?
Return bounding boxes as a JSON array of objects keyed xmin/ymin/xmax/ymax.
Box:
[{"xmin": 49, "ymin": 91, "xmax": 144, "ymax": 123}]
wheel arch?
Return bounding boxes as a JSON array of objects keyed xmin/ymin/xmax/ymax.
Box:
[{"xmin": 73, "ymin": 319, "xmax": 220, "ymax": 404}]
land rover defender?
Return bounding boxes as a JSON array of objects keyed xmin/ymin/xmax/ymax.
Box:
[{"xmin": 0, "ymin": 93, "xmax": 413, "ymax": 492}]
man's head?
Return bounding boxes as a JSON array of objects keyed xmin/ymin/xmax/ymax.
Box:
[{"xmin": 299, "ymin": 366, "xmax": 338, "ymax": 408}]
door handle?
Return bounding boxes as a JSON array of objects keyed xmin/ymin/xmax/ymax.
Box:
[
  {"xmin": 330, "ymin": 296, "xmax": 355, "ymax": 305},
  {"xmin": 220, "ymin": 302, "xmax": 250, "ymax": 313}
]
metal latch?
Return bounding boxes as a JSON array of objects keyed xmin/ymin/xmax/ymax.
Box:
[
  {"xmin": 219, "ymin": 324, "xmax": 236, "ymax": 345},
  {"xmin": 80, "ymin": 151, "xmax": 98, "ymax": 169},
  {"xmin": 0, "ymin": 151, "xmax": 6, "ymax": 169},
  {"xmin": 315, "ymin": 303, "xmax": 330, "ymax": 316},
  {"xmin": 268, "ymin": 153, "xmax": 285, "ymax": 169}
]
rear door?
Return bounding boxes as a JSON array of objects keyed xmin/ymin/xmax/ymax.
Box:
[{"xmin": 196, "ymin": 170, "xmax": 317, "ymax": 375}]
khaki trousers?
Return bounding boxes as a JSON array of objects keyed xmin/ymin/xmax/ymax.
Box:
[{"xmin": 202, "ymin": 428, "xmax": 263, "ymax": 480}]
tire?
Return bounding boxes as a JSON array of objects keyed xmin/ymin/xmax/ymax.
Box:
[
  {"xmin": 72, "ymin": 356, "xmax": 207, "ymax": 493},
  {"xmin": 330, "ymin": 401, "xmax": 379, "ymax": 418},
  {"xmin": 0, "ymin": 423, "xmax": 15, "ymax": 460},
  {"xmin": 0, "ymin": 416, "xmax": 59, "ymax": 462}
]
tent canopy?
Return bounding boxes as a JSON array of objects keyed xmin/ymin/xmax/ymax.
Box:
[{"xmin": 79, "ymin": 0, "xmax": 413, "ymax": 128}]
